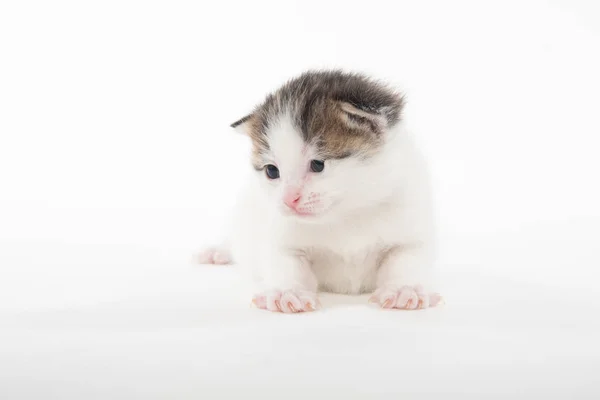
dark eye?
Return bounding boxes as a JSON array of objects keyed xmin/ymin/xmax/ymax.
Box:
[
  {"xmin": 310, "ymin": 160, "xmax": 325, "ymax": 173},
  {"xmin": 265, "ymin": 164, "xmax": 280, "ymax": 179}
]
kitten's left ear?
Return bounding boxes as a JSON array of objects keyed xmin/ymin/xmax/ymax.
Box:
[
  {"xmin": 230, "ymin": 114, "xmax": 254, "ymax": 135},
  {"xmin": 337, "ymin": 102, "xmax": 389, "ymax": 134}
]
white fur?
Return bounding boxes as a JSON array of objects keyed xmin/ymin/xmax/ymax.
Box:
[
  {"xmin": 211, "ymin": 115, "xmax": 437, "ymax": 310},
  {"xmin": 199, "ymin": 116, "xmax": 439, "ymax": 312}
]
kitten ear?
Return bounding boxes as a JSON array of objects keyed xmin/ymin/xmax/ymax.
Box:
[
  {"xmin": 337, "ymin": 102, "xmax": 389, "ymax": 134},
  {"xmin": 230, "ymin": 114, "xmax": 254, "ymax": 135}
]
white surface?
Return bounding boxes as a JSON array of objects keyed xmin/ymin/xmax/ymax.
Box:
[
  {"xmin": 2, "ymin": 0, "xmax": 600, "ymax": 398},
  {"xmin": 2, "ymin": 221, "xmax": 599, "ymax": 399}
]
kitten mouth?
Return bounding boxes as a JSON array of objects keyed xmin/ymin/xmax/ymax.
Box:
[
  {"xmin": 294, "ymin": 210, "xmax": 315, "ymax": 217},
  {"xmin": 292, "ymin": 209, "xmax": 316, "ymax": 217},
  {"xmin": 281, "ymin": 207, "xmax": 318, "ymax": 218},
  {"xmin": 283, "ymin": 199, "xmax": 337, "ymax": 219}
]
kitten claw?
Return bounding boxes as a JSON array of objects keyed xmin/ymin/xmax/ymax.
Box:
[
  {"xmin": 251, "ymin": 295, "xmax": 266, "ymax": 309},
  {"xmin": 431, "ymin": 294, "xmax": 445, "ymax": 306}
]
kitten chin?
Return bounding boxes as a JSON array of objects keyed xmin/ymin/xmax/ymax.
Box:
[{"xmin": 200, "ymin": 69, "xmax": 441, "ymax": 313}]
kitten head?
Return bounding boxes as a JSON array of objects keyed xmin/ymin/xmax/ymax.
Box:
[{"xmin": 232, "ymin": 70, "xmax": 406, "ymax": 222}]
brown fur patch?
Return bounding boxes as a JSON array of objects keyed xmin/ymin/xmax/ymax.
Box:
[{"xmin": 231, "ymin": 70, "xmax": 405, "ymax": 167}]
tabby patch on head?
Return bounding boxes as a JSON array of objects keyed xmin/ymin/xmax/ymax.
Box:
[{"xmin": 231, "ymin": 70, "xmax": 405, "ymax": 168}]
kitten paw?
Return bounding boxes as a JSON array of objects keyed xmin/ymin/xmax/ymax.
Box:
[
  {"xmin": 197, "ymin": 247, "xmax": 232, "ymax": 265},
  {"xmin": 369, "ymin": 285, "xmax": 443, "ymax": 310},
  {"xmin": 252, "ymin": 289, "xmax": 318, "ymax": 313}
]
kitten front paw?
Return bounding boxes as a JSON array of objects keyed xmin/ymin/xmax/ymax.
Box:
[
  {"xmin": 197, "ymin": 247, "xmax": 232, "ymax": 265},
  {"xmin": 370, "ymin": 285, "xmax": 443, "ymax": 310},
  {"xmin": 252, "ymin": 289, "xmax": 318, "ymax": 313}
]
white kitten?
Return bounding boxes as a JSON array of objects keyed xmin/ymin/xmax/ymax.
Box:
[{"xmin": 199, "ymin": 70, "xmax": 441, "ymax": 313}]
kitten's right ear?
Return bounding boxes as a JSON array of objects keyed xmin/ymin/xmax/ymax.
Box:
[
  {"xmin": 337, "ymin": 102, "xmax": 389, "ymax": 135},
  {"xmin": 230, "ymin": 114, "xmax": 254, "ymax": 135}
]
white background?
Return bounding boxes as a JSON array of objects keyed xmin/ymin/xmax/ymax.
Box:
[{"xmin": 1, "ymin": 1, "xmax": 599, "ymax": 398}]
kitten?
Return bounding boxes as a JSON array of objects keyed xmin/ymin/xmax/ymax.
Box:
[{"xmin": 199, "ymin": 70, "xmax": 441, "ymax": 313}]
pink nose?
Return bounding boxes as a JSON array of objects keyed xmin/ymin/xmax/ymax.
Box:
[{"xmin": 283, "ymin": 191, "xmax": 301, "ymax": 209}]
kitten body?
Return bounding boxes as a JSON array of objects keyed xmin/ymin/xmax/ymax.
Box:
[{"xmin": 201, "ymin": 71, "xmax": 439, "ymax": 312}]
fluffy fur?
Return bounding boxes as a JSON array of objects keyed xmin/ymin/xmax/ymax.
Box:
[{"xmin": 200, "ymin": 70, "xmax": 441, "ymax": 313}]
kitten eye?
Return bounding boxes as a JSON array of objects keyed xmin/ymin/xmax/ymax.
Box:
[
  {"xmin": 265, "ymin": 164, "xmax": 280, "ymax": 180},
  {"xmin": 310, "ymin": 160, "xmax": 325, "ymax": 173}
]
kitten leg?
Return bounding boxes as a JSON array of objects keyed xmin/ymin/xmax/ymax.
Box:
[
  {"xmin": 371, "ymin": 244, "xmax": 442, "ymax": 310},
  {"xmin": 252, "ymin": 252, "xmax": 319, "ymax": 313}
]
